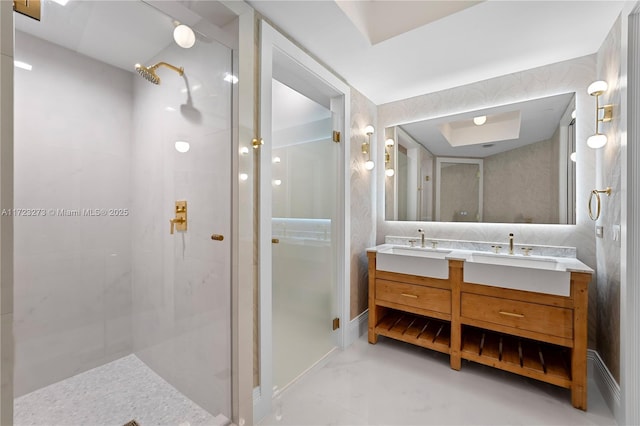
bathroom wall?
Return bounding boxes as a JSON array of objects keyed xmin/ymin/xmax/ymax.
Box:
[
  {"xmin": 130, "ymin": 36, "xmax": 233, "ymax": 417},
  {"xmin": 13, "ymin": 32, "xmax": 133, "ymax": 395},
  {"xmin": 349, "ymin": 87, "xmax": 377, "ymax": 319},
  {"xmin": 595, "ymin": 16, "xmax": 622, "ymax": 383},
  {"xmin": 0, "ymin": 1, "xmax": 14, "ymax": 422},
  {"xmin": 483, "ymin": 138, "xmax": 559, "ymax": 223},
  {"xmin": 376, "ymin": 55, "xmax": 599, "ymax": 344}
]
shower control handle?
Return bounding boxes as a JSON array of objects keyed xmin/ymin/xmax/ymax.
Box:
[
  {"xmin": 170, "ymin": 218, "xmax": 186, "ymax": 235},
  {"xmin": 170, "ymin": 201, "xmax": 188, "ymax": 234}
]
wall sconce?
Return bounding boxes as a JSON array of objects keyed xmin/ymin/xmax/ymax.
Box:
[
  {"xmin": 363, "ymin": 125, "xmax": 375, "ymax": 170},
  {"xmin": 587, "ymin": 80, "xmax": 613, "ymax": 149},
  {"xmin": 385, "ymin": 138, "xmax": 395, "ymax": 177}
]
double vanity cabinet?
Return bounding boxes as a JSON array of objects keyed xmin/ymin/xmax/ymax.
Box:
[{"xmin": 367, "ymin": 243, "xmax": 593, "ymax": 410}]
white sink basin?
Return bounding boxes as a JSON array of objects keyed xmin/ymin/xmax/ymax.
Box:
[
  {"xmin": 376, "ymin": 246, "xmax": 451, "ymax": 279},
  {"xmin": 464, "ymin": 252, "xmax": 570, "ymax": 296}
]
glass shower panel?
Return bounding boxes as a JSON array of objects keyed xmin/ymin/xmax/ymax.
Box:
[
  {"xmin": 13, "ymin": 1, "xmax": 232, "ymax": 424},
  {"xmin": 271, "ymin": 79, "xmax": 338, "ymax": 389}
]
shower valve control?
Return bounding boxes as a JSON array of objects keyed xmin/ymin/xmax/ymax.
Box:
[{"xmin": 170, "ymin": 201, "xmax": 188, "ymax": 234}]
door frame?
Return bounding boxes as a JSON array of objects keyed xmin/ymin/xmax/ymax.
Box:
[{"xmin": 255, "ymin": 21, "xmax": 351, "ymax": 421}]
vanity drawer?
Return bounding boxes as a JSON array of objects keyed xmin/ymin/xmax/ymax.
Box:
[
  {"xmin": 376, "ymin": 279, "xmax": 451, "ymax": 314},
  {"xmin": 461, "ymin": 293, "xmax": 572, "ymax": 340}
]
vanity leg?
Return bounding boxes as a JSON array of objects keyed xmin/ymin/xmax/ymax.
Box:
[
  {"xmin": 449, "ymin": 260, "xmax": 463, "ymax": 370},
  {"xmin": 571, "ymin": 274, "xmax": 590, "ymax": 410},
  {"xmin": 368, "ymin": 252, "xmax": 378, "ymax": 344}
]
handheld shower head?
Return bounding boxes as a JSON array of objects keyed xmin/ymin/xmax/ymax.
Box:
[{"xmin": 134, "ymin": 62, "xmax": 184, "ymax": 85}]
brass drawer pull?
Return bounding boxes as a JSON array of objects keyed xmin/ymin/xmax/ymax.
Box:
[
  {"xmin": 272, "ymin": 238, "xmax": 280, "ymax": 244},
  {"xmin": 499, "ymin": 311, "xmax": 524, "ymax": 318},
  {"xmin": 211, "ymin": 234, "xmax": 224, "ymax": 241},
  {"xmin": 401, "ymin": 293, "xmax": 418, "ymax": 299}
]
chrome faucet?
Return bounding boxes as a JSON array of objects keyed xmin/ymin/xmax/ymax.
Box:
[
  {"xmin": 508, "ymin": 233, "xmax": 514, "ymax": 255},
  {"xmin": 418, "ymin": 228, "xmax": 425, "ymax": 248}
]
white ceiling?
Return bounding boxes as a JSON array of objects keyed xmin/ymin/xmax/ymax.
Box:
[
  {"xmin": 249, "ymin": 0, "xmax": 626, "ymax": 105},
  {"xmin": 334, "ymin": 0, "xmax": 481, "ymax": 45},
  {"xmin": 14, "ymin": 0, "xmax": 626, "ymax": 107}
]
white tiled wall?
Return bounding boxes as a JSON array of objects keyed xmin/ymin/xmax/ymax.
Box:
[{"xmin": 13, "ymin": 32, "xmax": 134, "ymax": 396}]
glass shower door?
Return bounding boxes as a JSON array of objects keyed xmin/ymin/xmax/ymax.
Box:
[
  {"xmin": 129, "ymin": 15, "xmax": 233, "ymax": 422},
  {"xmin": 271, "ymin": 78, "xmax": 339, "ymax": 390}
]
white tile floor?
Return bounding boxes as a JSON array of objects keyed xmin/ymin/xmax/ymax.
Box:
[
  {"xmin": 14, "ymin": 355, "xmax": 229, "ymax": 426},
  {"xmin": 259, "ymin": 335, "xmax": 616, "ymax": 426}
]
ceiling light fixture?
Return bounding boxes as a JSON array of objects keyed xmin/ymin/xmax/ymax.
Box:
[
  {"xmin": 363, "ymin": 125, "xmax": 375, "ymax": 171},
  {"xmin": 173, "ymin": 24, "xmax": 196, "ymax": 49},
  {"xmin": 473, "ymin": 115, "xmax": 487, "ymax": 126},
  {"xmin": 587, "ymin": 80, "xmax": 613, "ymax": 149}
]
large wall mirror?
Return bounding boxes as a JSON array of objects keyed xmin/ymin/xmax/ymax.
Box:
[{"xmin": 384, "ymin": 92, "xmax": 577, "ymax": 224}]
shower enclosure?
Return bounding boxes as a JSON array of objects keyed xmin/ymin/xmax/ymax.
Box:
[{"xmin": 12, "ymin": 1, "xmax": 234, "ymax": 424}]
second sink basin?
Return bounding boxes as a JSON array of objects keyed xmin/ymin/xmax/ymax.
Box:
[
  {"xmin": 376, "ymin": 246, "xmax": 451, "ymax": 279},
  {"xmin": 464, "ymin": 252, "xmax": 570, "ymax": 296}
]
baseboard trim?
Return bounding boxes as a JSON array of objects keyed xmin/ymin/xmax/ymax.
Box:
[
  {"xmin": 346, "ymin": 310, "xmax": 368, "ymax": 347},
  {"xmin": 588, "ymin": 349, "xmax": 620, "ymax": 420}
]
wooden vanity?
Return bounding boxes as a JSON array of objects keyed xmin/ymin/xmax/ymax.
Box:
[{"xmin": 367, "ymin": 251, "xmax": 592, "ymax": 410}]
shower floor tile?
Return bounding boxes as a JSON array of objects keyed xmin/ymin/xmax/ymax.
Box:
[{"xmin": 14, "ymin": 354, "xmax": 229, "ymax": 426}]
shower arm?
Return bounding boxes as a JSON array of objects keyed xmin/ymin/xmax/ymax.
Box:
[{"xmin": 151, "ymin": 62, "xmax": 184, "ymax": 76}]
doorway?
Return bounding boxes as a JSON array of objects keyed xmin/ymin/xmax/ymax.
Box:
[{"xmin": 256, "ymin": 21, "xmax": 351, "ymax": 421}]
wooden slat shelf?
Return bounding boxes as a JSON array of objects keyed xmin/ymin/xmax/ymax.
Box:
[
  {"xmin": 461, "ymin": 326, "xmax": 572, "ymax": 388},
  {"xmin": 375, "ymin": 310, "xmax": 451, "ymax": 355}
]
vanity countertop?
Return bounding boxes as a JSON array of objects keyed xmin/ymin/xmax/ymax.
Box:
[{"xmin": 367, "ymin": 243, "xmax": 593, "ymax": 274}]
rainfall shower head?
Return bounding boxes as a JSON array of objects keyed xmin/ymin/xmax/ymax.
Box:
[{"xmin": 134, "ymin": 62, "xmax": 184, "ymax": 85}]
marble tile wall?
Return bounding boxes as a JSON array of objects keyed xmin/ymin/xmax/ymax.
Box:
[
  {"xmin": 13, "ymin": 32, "xmax": 133, "ymax": 396},
  {"xmin": 349, "ymin": 88, "xmax": 377, "ymax": 319},
  {"xmin": 383, "ymin": 236, "xmax": 577, "ymax": 258},
  {"xmin": 377, "ymin": 55, "xmax": 599, "ymax": 346},
  {"xmin": 595, "ymin": 16, "xmax": 622, "ymax": 383},
  {"xmin": 130, "ymin": 36, "xmax": 233, "ymax": 419}
]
